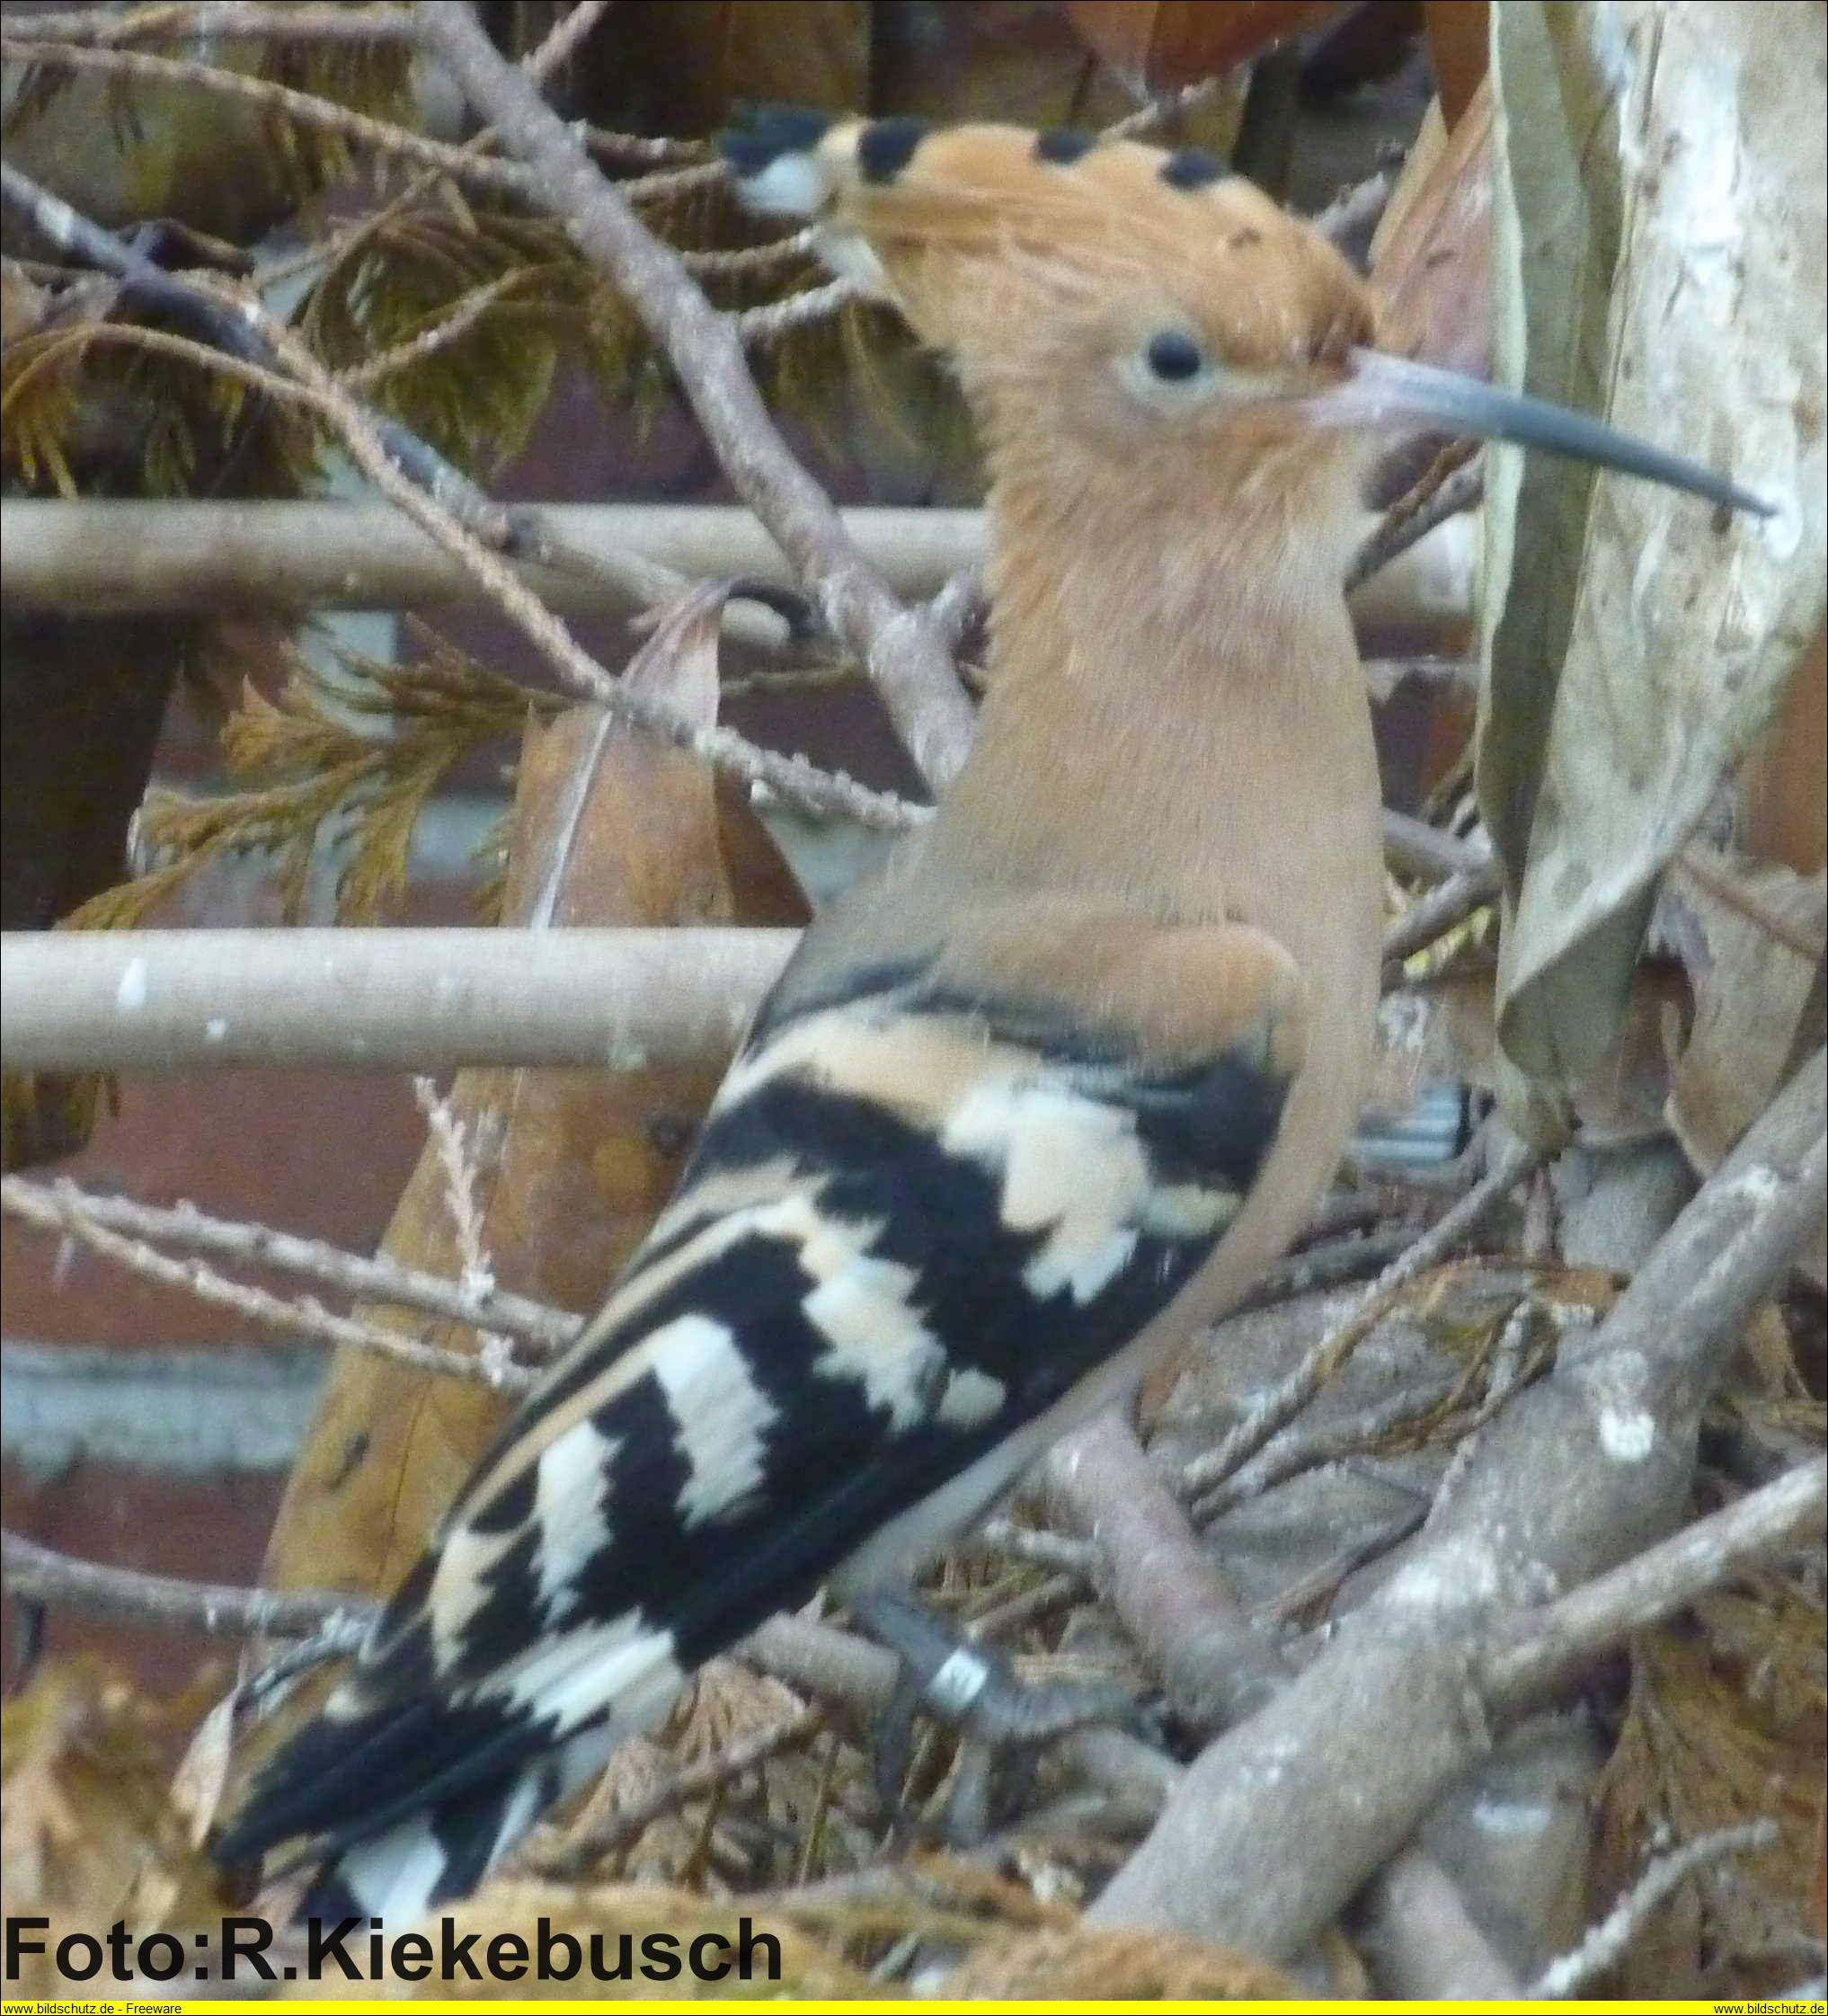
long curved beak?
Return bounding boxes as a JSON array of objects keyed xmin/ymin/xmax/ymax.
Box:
[{"xmin": 1316, "ymin": 348, "xmax": 1772, "ymax": 518}]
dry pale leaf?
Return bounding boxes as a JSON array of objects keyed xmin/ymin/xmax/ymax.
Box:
[{"xmin": 1477, "ymin": 1, "xmax": 1827, "ymax": 1140}]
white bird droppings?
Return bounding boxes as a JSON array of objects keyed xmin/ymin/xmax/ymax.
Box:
[
  {"xmin": 205, "ymin": 1017, "xmax": 228, "ymax": 1043},
  {"xmin": 1598, "ymin": 1408, "xmax": 1656, "ymax": 1462}
]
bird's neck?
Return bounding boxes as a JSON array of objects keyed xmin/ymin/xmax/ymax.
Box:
[{"xmin": 930, "ymin": 431, "xmax": 1384, "ymax": 964}]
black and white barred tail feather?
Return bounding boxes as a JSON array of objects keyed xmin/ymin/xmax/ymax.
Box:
[{"xmin": 215, "ymin": 938, "xmax": 1292, "ymax": 1920}]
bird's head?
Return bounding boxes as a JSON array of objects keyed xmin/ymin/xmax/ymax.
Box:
[
  {"xmin": 725, "ymin": 115, "xmax": 1371, "ymax": 493},
  {"xmin": 723, "ymin": 111, "xmax": 1767, "ymax": 545}
]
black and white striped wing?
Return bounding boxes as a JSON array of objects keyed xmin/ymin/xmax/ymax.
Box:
[{"xmin": 218, "ymin": 956, "xmax": 1291, "ymax": 1910}]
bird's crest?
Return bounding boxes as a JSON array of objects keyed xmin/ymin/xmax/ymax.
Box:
[{"xmin": 723, "ymin": 111, "xmax": 1374, "ymax": 402}]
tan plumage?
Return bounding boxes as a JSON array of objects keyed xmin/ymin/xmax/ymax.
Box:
[
  {"xmin": 770, "ymin": 116, "xmax": 1384, "ymax": 1357},
  {"xmin": 217, "ymin": 115, "xmax": 1760, "ymax": 1924}
]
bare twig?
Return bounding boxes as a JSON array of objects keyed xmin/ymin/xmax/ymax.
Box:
[
  {"xmin": 971, "ymin": 1520, "xmax": 1097, "ymax": 1579},
  {"xmin": 336, "ymin": 268, "xmax": 532, "ymax": 390},
  {"xmin": 7, "ymin": 1173, "xmax": 531, "ymax": 1390},
  {"xmin": 1228, "ymin": 1219, "xmax": 1424, "ymax": 1314},
  {"xmin": 530, "ymin": 1701, "xmax": 827, "ymax": 1877},
  {"xmin": 519, "ymin": 0, "xmax": 613, "ymax": 78},
  {"xmin": 0, "ymin": 4, "xmax": 418, "ymax": 45},
  {"xmin": 417, "ymin": 2, "xmax": 978, "ymax": 794},
  {"xmin": 0, "ymin": 1531, "xmax": 375, "ymax": 1643},
  {"xmin": 0, "ymin": 1174, "xmax": 581, "ymax": 1354},
  {"xmin": 1176, "ymin": 1140, "xmax": 1543, "ymax": 1502},
  {"xmin": 1528, "ymin": 1821, "xmax": 1780, "ymax": 1999},
  {"xmin": 1347, "ymin": 457, "xmax": 1486, "ymax": 593},
  {"xmin": 1047, "ymin": 1410, "xmax": 1287, "ymax": 1730},
  {"xmin": 732, "ymin": 276, "xmax": 862, "ymax": 345},
  {"xmin": 1383, "ymin": 857, "xmax": 1504, "ymax": 970},
  {"xmin": 1189, "ymin": 1371, "xmax": 1460, "ymax": 1527},
  {"xmin": 4, "ymin": 496, "xmax": 1475, "ymax": 643},
  {"xmin": 0, "ymin": 38, "xmax": 540, "ymax": 197},
  {"xmin": 1363, "ymin": 1849, "xmax": 1527, "ymax": 2002},
  {"xmin": 681, "ymin": 227, "xmax": 817, "ymax": 278},
  {"xmin": 1101, "ymin": 77, "xmax": 1223, "ymax": 140},
  {"xmin": 1673, "ymin": 846, "xmax": 1828, "ymax": 964},
  {"xmin": 1380, "ymin": 807, "xmax": 1486, "ymax": 884},
  {"xmin": 1486, "ymin": 1454, "xmax": 1828, "ymax": 1709},
  {"xmin": 412, "ymin": 1077, "xmax": 497, "ymax": 1300}
]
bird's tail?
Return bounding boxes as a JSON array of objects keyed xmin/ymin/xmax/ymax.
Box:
[
  {"xmin": 295, "ymin": 1724, "xmax": 616, "ymax": 1926},
  {"xmin": 216, "ymin": 1596, "xmax": 686, "ymax": 1924}
]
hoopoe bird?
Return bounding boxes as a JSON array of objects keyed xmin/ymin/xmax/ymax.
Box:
[{"xmin": 215, "ymin": 114, "xmax": 1766, "ymax": 1922}]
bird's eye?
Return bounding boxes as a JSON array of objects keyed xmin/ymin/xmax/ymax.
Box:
[{"xmin": 1145, "ymin": 331, "xmax": 1206, "ymax": 383}]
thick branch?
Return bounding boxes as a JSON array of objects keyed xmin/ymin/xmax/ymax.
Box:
[
  {"xmin": 0, "ymin": 927, "xmax": 796, "ymax": 1072},
  {"xmin": 1, "ymin": 499, "xmax": 1475, "ymax": 632}
]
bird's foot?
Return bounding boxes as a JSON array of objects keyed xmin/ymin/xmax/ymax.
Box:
[{"xmin": 849, "ymin": 1589, "xmax": 1140, "ymax": 1845}]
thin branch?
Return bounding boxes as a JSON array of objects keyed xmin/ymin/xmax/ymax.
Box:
[
  {"xmin": 1529, "ymin": 1822, "xmax": 1781, "ymax": 1999},
  {"xmin": 241, "ymin": 290, "xmax": 923, "ymax": 831},
  {"xmin": 1673, "ymin": 846, "xmax": 1828, "ymax": 964},
  {"xmin": 1100, "ymin": 77, "xmax": 1223, "ymax": 140},
  {"xmin": 1347, "ymin": 457, "xmax": 1486, "ymax": 592},
  {"xmin": 1228, "ymin": 1218, "xmax": 1425, "ymax": 1314},
  {"xmin": 530, "ymin": 1701, "xmax": 827, "ymax": 1877},
  {"xmin": 4, "ymin": 497, "xmax": 1475, "ymax": 637},
  {"xmin": 1486, "ymin": 1454, "xmax": 1828, "ymax": 1709},
  {"xmin": 417, "ymin": 1, "xmax": 979, "ymax": 795},
  {"xmin": 0, "ymin": 1531, "xmax": 376, "ymax": 1643},
  {"xmin": 5, "ymin": 317, "xmax": 324, "ymax": 413},
  {"xmin": 732, "ymin": 276, "xmax": 863, "ymax": 345},
  {"xmin": 336, "ymin": 267, "xmax": 531, "ymax": 390},
  {"xmin": 971, "ymin": 1519, "xmax": 1098, "ymax": 1580},
  {"xmin": 1382, "ymin": 857, "xmax": 1504, "ymax": 971},
  {"xmin": 0, "ymin": 4, "xmax": 417, "ymax": 45},
  {"xmin": 521, "ymin": 0, "xmax": 614, "ymax": 79},
  {"xmin": 0, "ymin": 38, "xmax": 540, "ymax": 197},
  {"xmin": 412, "ymin": 1077, "xmax": 497, "ymax": 1300},
  {"xmin": 0, "ymin": 1175, "xmax": 581, "ymax": 1354},
  {"xmin": 1176, "ymin": 1140, "xmax": 1544, "ymax": 1502},
  {"xmin": 681, "ymin": 227, "xmax": 817, "ymax": 278},
  {"xmin": 7, "ymin": 1174, "xmax": 531, "ymax": 1390},
  {"xmin": 1189, "ymin": 1371, "xmax": 1461, "ymax": 1527}
]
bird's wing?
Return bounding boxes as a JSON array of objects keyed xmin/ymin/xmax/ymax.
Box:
[{"xmin": 217, "ymin": 903, "xmax": 1305, "ymax": 1889}]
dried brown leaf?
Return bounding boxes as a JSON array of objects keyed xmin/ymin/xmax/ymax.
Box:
[{"xmin": 1, "ymin": 1660, "xmax": 223, "ymax": 1994}]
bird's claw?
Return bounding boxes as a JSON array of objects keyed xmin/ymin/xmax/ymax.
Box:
[{"xmin": 851, "ymin": 1590, "xmax": 1141, "ymax": 1844}]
